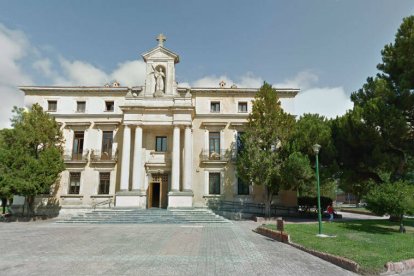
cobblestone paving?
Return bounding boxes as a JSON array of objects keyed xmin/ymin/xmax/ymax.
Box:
[{"xmin": 0, "ymin": 221, "xmax": 356, "ymax": 276}]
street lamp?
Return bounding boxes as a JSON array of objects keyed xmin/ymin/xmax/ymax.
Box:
[{"xmin": 312, "ymin": 143, "xmax": 322, "ymax": 235}]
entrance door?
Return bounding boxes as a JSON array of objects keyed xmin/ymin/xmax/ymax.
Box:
[
  {"xmin": 148, "ymin": 182, "xmax": 161, "ymax": 208},
  {"xmin": 150, "ymin": 174, "xmax": 169, "ymax": 208}
]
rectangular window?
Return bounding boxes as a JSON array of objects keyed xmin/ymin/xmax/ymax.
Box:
[
  {"xmin": 99, "ymin": 172, "xmax": 110, "ymax": 194},
  {"xmin": 105, "ymin": 101, "xmax": 114, "ymax": 112},
  {"xmin": 77, "ymin": 101, "xmax": 86, "ymax": 113},
  {"xmin": 72, "ymin": 131, "xmax": 84, "ymax": 160},
  {"xmin": 236, "ymin": 131, "xmax": 245, "ymax": 153},
  {"xmin": 101, "ymin": 131, "xmax": 113, "ymax": 159},
  {"xmin": 209, "ymin": 132, "xmax": 220, "ymax": 158},
  {"xmin": 155, "ymin": 136, "xmax": 167, "ymax": 152},
  {"xmin": 237, "ymin": 177, "xmax": 249, "ymax": 195},
  {"xmin": 210, "ymin": 101, "xmax": 220, "ymax": 113},
  {"xmin": 209, "ymin": 173, "xmax": 221, "ymax": 195},
  {"xmin": 48, "ymin": 100, "xmax": 57, "ymax": 112},
  {"xmin": 238, "ymin": 102, "xmax": 248, "ymax": 113},
  {"xmin": 69, "ymin": 172, "xmax": 81, "ymax": 194}
]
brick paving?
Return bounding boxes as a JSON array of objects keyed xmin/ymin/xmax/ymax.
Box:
[{"xmin": 0, "ymin": 221, "xmax": 356, "ymax": 275}]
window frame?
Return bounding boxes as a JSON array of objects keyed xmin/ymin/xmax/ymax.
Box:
[
  {"xmin": 105, "ymin": 101, "xmax": 114, "ymax": 112},
  {"xmin": 69, "ymin": 172, "xmax": 81, "ymax": 194},
  {"xmin": 155, "ymin": 136, "xmax": 167, "ymax": 152},
  {"xmin": 76, "ymin": 101, "xmax": 86, "ymax": 113},
  {"xmin": 238, "ymin": 102, "xmax": 248, "ymax": 113},
  {"xmin": 237, "ymin": 177, "xmax": 249, "ymax": 195},
  {"xmin": 209, "ymin": 172, "xmax": 221, "ymax": 195},
  {"xmin": 98, "ymin": 172, "xmax": 110, "ymax": 194},
  {"xmin": 101, "ymin": 131, "xmax": 113, "ymax": 159},
  {"xmin": 209, "ymin": 132, "xmax": 220, "ymax": 155},
  {"xmin": 47, "ymin": 100, "xmax": 57, "ymax": 112},
  {"xmin": 72, "ymin": 131, "xmax": 84, "ymax": 160},
  {"xmin": 210, "ymin": 101, "xmax": 220, "ymax": 113}
]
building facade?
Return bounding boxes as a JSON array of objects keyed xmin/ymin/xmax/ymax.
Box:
[{"xmin": 21, "ymin": 36, "xmax": 299, "ymax": 209}]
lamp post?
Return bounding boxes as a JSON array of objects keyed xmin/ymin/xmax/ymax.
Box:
[{"xmin": 313, "ymin": 143, "xmax": 322, "ymax": 235}]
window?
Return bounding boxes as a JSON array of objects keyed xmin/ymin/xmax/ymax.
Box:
[
  {"xmin": 209, "ymin": 173, "xmax": 221, "ymax": 195},
  {"xmin": 210, "ymin": 101, "xmax": 220, "ymax": 113},
  {"xmin": 236, "ymin": 131, "xmax": 245, "ymax": 153},
  {"xmin": 48, "ymin": 100, "xmax": 57, "ymax": 112},
  {"xmin": 155, "ymin": 136, "xmax": 167, "ymax": 152},
  {"xmin": 101, "ymin": 131, "xmax": 113, "ymax": 159},
  {"xmin": 209, "ymin": 132, "xmax": 220, "ymax": 157},
  {"xmin": 77, "ymin": 101, "xmax": 86, "ymax": 113},
  {"xmin": 238, "ymin": 177, "xmax": 249, "ymax": 195},
  {"xmin": 72, "ymin": 131, "xmax": 84, "ymax": 160},
  {"xmin": 105, "ymin": 101, "xmax": 114, "ymax": 112},
  {"xmin": 69, "ymin": 172, "xmax": 81, "ymax": 194},
  {"xmin": 238, "ymin": 102, "xmax": 248, "ymax": 113},
  {"xmin": 99, "ymin": 172, "xmax": 110, "ymax": 194}
]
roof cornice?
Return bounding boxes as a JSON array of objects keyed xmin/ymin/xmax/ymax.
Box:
[
  {"xmin": 19, "ymin": 86, "xmax": 143, "ymax": 95},
  {"xmin": 187, "ymin": 87, "xmax": 299, "ymax": 97}
]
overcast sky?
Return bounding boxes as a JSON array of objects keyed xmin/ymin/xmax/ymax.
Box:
[{"xmin": 0, "ymin": 0, "xmax": 413, "ymax": 128}]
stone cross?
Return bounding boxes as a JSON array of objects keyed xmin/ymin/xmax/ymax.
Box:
[{"xmin": 156, "ymin": 33, "xmax": 166, "ymax": 46}]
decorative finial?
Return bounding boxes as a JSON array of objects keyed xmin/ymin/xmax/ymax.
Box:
[{"xmin": 156, "ymin": 33, "xmax": 166, "ymax": 46}]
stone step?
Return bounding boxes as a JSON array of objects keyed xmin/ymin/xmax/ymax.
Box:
[{"xmin": 56, "ymin": 208, "xmax": 229, "ymax": 224}]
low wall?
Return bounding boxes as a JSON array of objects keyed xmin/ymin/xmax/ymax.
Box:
[
  {"xmin": 11, "ymin": 195, "xmax": 62, "ymax": 217},
  {"xmin": 254, "ymin": 226, "xmax": 360, "ymax": 273}
]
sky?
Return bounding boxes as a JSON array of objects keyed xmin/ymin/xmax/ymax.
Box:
[{"xmin": 0, "ymin": 0, "xmax": 413, "ymax": 128}]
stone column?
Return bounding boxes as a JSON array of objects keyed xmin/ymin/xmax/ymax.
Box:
[
  {"xmin": 120, "ymin": 124, "xmax": 131, "ymax": 191},
  {"xmin": 171, "ymin": 126, "xmax": 180, "ymax": 191},
  {"xmin": 132, "ymin": 126, "xmax": 143, "ymax": 191},
  {"xmin": 183, "ymin": 126, "xmax": 192, "ymax": 191}
]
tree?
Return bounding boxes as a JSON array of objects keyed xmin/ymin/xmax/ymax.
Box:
[
  {"xmin": 365, "ymin": 181, "xmax": 414, "ymax": 233},
  {"xmin": 331, "ymin": 109, "xmax": 384, "ymax": 202},
  {"xmin": 333, "ymin": 16, "xmax": 414, "ymax": 201},
  {"xmin": 236, "ymin": 82, "xmax": 299, "ymax": 216},
  {"xmin": 290, "ymin": 114, "xmax": 337, "ymax": 197},
  {"xmin": 280, "ymin": 151, "xmax": 314, "ymax": 196},
  {"xmin": 0, "ymin": 104, "xmax": 65, "ymax": 215}
]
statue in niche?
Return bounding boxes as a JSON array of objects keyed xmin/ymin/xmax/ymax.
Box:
[{"xmin": 151, "ymin": 65, "xmax": 165, "ymax": 96}]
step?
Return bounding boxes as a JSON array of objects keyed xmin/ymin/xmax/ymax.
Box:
[{"xmin": 56, "ymin": 208, "xmax": 229, "ymax": 224}]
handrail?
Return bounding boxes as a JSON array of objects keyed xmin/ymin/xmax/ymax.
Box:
[{"xmin": 92, "ymin": 197, "xmax": 113, "ymax": 210}]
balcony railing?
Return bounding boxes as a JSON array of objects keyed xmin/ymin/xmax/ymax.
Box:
[
  {"xmin": 146, "ymin": 151, "xmax": 171, "ymax": 165},
  {"xmin": 63, "ymin": 150, "xmax": 89, "ymax": 162},
  {"xmin": 90, "ymin": 150, "xmax": 118, "ymax": 163},
  {"xmin": 200, "ymin": 149, "xmax": 230, "ymax": 162}
]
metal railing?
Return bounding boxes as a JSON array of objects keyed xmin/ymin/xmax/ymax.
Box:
[
  {"xmin": 200, "ymin": 149, "xmax": 230, "ymax": 162},
  {"xmin": 63, "ymin": 150, "xmax": 89, "ymax": 162},
  {"xmin": 207, "ymin": 200, "xmax": 298, "ymax": 216},
  {"xmin": 92, "ymin": 197, "xmax": 113, "ymax": 210},
  {"xmin": 90, "ymin": 149, "xmax": 118, "ymax": 162}
]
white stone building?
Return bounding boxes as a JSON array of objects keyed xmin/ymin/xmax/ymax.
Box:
[{"xmin": 20, "ymin": 35, "xmax": 299, "ymax": 209}]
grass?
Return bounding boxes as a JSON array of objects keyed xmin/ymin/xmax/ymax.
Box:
[
  {"xmin": 265, "ymin": 219, "xmax": 414, "ymax": 275},
  {"xmin": 339, "ymin": 207, "xmax": 374, "ymax": 215}
]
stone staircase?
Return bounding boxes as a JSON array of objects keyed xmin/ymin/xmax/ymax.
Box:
[{"xmin": 55, "ymin": 208, "xmax": 230, "ymax": 224}]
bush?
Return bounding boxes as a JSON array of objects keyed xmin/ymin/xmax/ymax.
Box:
[{"xmin": 365, "ymin": 181, "xmax": 414, "ymax": 232}]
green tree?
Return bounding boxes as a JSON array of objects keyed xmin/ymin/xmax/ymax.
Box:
[
  {"xmin": 333, "ymin": 16, "xmax": 414, "ymax": 201},
  {"xmin": 331, "ymin": 109, "xmax": 384, "ymax": 202},
  {"xmin": 365, "ymin": 181, "xmax": 414, "ymax": 233},
  {"xmin": 290, "ymin": 114, "xmax": 337, "ymax": 197},
  {"xmin": 0, "ymin": 104, "xmax": 65, "ymax": 215},
  {"xmin": 236, "ymin": 82, "xmax": 300, "ymax": 216}
]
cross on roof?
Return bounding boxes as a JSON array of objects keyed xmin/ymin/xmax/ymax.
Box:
[{"xmin": 156, "ymin": 33, "xmax": 166, "ymax": 46}]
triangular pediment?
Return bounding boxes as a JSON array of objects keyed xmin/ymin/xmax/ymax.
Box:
[{"xmin": 142, "ymin": 46, "xmax": 180, "ymax": 63}]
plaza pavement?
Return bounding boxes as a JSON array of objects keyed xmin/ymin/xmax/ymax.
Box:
[{"xmin": 0, "ymin": 220, "xmax": 356, "ymax": 276}]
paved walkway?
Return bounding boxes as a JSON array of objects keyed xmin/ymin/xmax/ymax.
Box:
[{"xmin": 0, "ymin": 221, "xmax": 355, "ymax": 275}]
